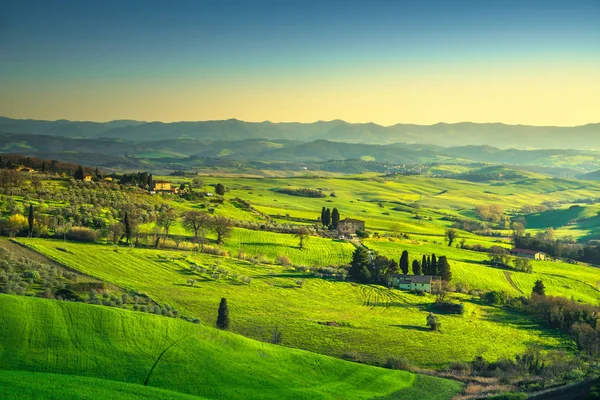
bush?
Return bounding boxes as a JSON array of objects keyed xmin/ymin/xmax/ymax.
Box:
[
  {"xmin": 488, "ymin": 393, "xmax": 527, "ymax": 400},
  {"xmin": 426, "ymin": 312, "xmax": 441, "ymax": 331},
  {"xmin": 482, "ymin": 290, "xmax": 510, "ymax": 305},
  {"xmin": 277, "ymin": 255, "xmax": 291, "ymax": 266},
  {"xmin": 385, "ymin": 357, "xmax": 412, "ymax": 370},
  {"xmin": 433, "ymin": 302, "xmax": 465, "ymax": 315},
  {"xmin": 66, "ymin": 227, "xmax": 98, "ymax": 242}
]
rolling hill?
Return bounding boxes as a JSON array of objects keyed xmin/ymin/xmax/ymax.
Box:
[
  {"xmin": 0, "ymin": 294, "xmax": 462, "ymax": 400},
  {"xmin": 1, "ymin": 116, "xmax": 599, "ymax": 149}
]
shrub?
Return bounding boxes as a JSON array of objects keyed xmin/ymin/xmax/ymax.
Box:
[
  {"xmin": 489, "ymin": 393, "xmax": 527, "ymax": 400},
  {"xmin": 426, "ymin": 312, "xmax": 441, "ymax": 331},
  {"xmin": 277, "ymin": 255, "xmax": 291, "ymax": 266},
  {"xmin": 66, "ymin": 226, "xmax": 98, "ymax": 242},
  {"xmin": 385, "ymin": 357, "xmax": 412, "ymax": 370}
]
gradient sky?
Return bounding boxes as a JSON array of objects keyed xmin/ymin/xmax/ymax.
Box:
[{"xmin": 0, "ymin": 0, "xmax": 598, "ymax": 125}]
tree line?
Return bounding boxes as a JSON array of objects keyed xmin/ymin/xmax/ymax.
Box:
[{"xmin": 348, "ymin": 247, "xmax": 452, "ymax": 284}]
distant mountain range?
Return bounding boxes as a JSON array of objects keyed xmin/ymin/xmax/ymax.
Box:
[{"xmin": 1, "ymin": 116, "xmax": 599, "ymax": 149}]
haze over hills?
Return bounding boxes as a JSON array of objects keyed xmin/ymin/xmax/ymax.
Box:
[{"xmin": 1, "ymin": 116, "xmax": 599, "ymax": 149}]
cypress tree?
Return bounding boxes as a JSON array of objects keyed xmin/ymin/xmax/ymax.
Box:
[
  {"xmin": 532, "ymin": 280, "xmax": 546, "ymax": 296},
  {"xmin": 422, "ymin": 254, "xmax": 427, "ymax": 275},
  {"xmin": 431, "ymin": 254, "xmax": 438, "ymax": 275},
  {"xmin": 323, "ymin": 208, "xmax": 331, "ymax": 227},
  {"xmin": 438, "ymin": 256, "xmax": 452, "ymax": 282},
  {"xmin": 426, "ymin": 256, "xmax": 431, "ymax": 275},
  {"xmin": 216, "ymin": 298, "xmax": 230, "ymax": 330},
  {"xmin": 412, "ymin": 259, "xmax": 421, "ymax": 275},
  {"xmin": 41, "ymin": 161, "xmax": 46, "ymax": 172},
  {"xmin": 400, "ymin": 250, "xmax": 409, "ymax": 274},
  {"xmin": 28, "ymin": 204, "xmax": 34, "ymax": 237},
  {"xmin": 215, "ymin": 183, "xmax": 225, "ymax": 196},
  {"xmin": 349, "ymin": 246, "xmax": 372, "ymax": 283},
  {"xmin": 123, "ymin": 212, "xmax": 132, "ymax": 244},
  {"xmin": 148, "ymin": 174, "xmax": 153, "ymax": 190},
  {"xmin": 331, "ymin": 208, "xmax": 340, "ymax": 228},
  {"xmin": 74, "ymin": 165, "xmax": 84, "ymax": 180}
]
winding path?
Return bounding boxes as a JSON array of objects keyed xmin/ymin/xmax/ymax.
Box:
[{"xmin": 503, "ymin": 271, "xmax": 524, "ymax": 294}]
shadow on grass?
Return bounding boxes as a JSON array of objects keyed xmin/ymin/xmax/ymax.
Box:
[
  {"xmin": 254, "ymin": 273, "xmax": 316, "ymax": 279},
  {"xmin": 391, "ymin": 324, "xmax": 431, "ymax": 332}
]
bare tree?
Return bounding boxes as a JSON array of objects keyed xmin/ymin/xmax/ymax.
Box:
[
  {"xmin": 212, "ymin": 216, "xmax": 233, "ymax": 245},
  {"xmin": 294, "ymin": 227, "xmax": 310, "ymax": 250},
  {"xmin": 182, "ymin": 210, "xmax": 211, "ymax": 251},
  {"xmin": 157, "ymin": 207, "xmax": 178, "ymax": 241}
]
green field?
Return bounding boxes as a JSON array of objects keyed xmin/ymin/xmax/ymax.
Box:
[
  {"xmin": 0, "ymin": 370, "xmax": 206, "ymax": 400},
  {"xmin": 18, "ymin": 238, "xmax": 574, "ymax": 369},
  {"xmin": 364, "ymin": 238, "xmax": 600, "ymax": 303},
  {"xmin": 0, "ymin": 294, "xmax": 462, "ymax": 399}
]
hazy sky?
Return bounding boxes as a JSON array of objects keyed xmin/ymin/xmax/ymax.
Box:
[{"xmin": 1, "ymin": 0, "xmax": 598, "ymax": 125}]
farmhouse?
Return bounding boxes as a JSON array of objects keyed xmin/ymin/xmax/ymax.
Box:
[
  {"xmin": 338, "ymin": 218, "xmax": 365, "ymax": 236},
  {"xmin": 83, "ymin": 174, "xmax": 93, "ymax": 182},
  {"xmin": 387, "ymin": 274, "xmax": 440, "ymax": 293},
  {"xmin": 152, "ymin": 180, "xmax": 179, "ymax": 194},
  {"xmin": 510, "ymin": 248, "xmax": 546, "ymax": 260}
]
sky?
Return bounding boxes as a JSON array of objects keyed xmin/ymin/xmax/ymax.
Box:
[{"xmin": 0, "ymin": 0, "xmax": 598, "ymax": 126}]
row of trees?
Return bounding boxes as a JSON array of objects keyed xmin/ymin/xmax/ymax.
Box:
[
  {"xmin": 320, "ymin": 207, "xmax": 340, "ymax": 229},
  {"xmin": 399, "ymin": 250, "xmax": 452, "ymax": 280},
  {"xmin": 348, "ymin": 247, "xmax": 452, "ymax": 284}
]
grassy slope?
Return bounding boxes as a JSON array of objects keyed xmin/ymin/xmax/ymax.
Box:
[
  {"xmin": 18, "ymin": 239, "xmax": 572, "ymax": 369},
  {"xmin": 364, "ymin": 238, "xmax": 600, "ymax": 303},
  {"xmin": 0, "ymin": 370, "xmax": 206, "ymax": 400},
  {"xmin": 0, "ymin": 294, "xmax": 462, "ymax": 400}
]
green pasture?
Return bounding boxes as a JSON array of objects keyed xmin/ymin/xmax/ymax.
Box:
[
  {"xmin": 18, "ymin": 239, "xmax": 572, "ymax": 369},
  {"xmin": 0, "ymin": 294, "xmax": 462, "ymax": 400}
]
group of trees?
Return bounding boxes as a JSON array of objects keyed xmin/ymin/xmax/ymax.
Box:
[
  {"xmin": 320, "ymin": 207, "xmax": 340, "ymax": 229},
  {"xmin": 487, "ymin": 246, "xmax": 534, "ymax": 273},
  {"xmin": 512, "ymin": 229, "xmax": 600, "ymax": 265},
  {"xmin": 400, "ymin": 250, "xmax": 452, "ymax": 280},
  {"xmin": 348, "ymin": 247, "xmax": 452, "ymax": 284}
]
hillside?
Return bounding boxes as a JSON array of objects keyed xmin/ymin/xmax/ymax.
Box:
[
  {"xmin": 0, "ymin": 370, "xmax": 207, "ymax": 400},
  {"xmin": 1, "ymin": 116, "xmax": 599, "ymax": 149},
  {"xmin": 0, "ymin": 294, "xmax": 462, "ymax": 399}
]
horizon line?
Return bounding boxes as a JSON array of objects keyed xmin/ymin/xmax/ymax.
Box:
[{"xmin": 1, "ymin": 115, "xmax": 598, "ymax": 129}]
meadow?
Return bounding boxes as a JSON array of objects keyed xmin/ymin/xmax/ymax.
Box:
[
  {"xmin": 18, "ymin": 238, "xmax": 574, "ymax": 369},
  {"xmin": 0, "ymin": 294, "xmax": 462, "ymax": 400}
]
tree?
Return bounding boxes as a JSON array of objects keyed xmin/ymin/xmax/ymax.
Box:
[
  {"xmin": 438, "ymin": 256, "xmax": 452, "ymax": 282},
  {"xmin": 532, "ymin": 280, "xmax": 546, "ymax": 296},
  {"xmin": 426, "ymin": 255, "xmax": 431, "ymax": 274},
  {"xmin": 431, "ymin": 254, "xmax": 437, "ymax": 275},
  {"xmin": 388, "ymin": 259, "xmax": 399, "ymax": 276},
  {"xmin": 422, "ymin": 255, "xmax": 428, "ymax": 275},
  {"xmin": 212, "ymin": 216, "xmax": 233, "ymax": 244},
  {"xmin": 191, "ymin": 177, "xmax": 204, "ymax": 188},
  {"xmin": 323, "ymin": 208, "xmax": 331, "ymax": 226},
  {"xmin": 294, "ymin": 227, "xmax": 310, "ymax": 250},
  {"xmin": 215, "ymin": 183, "xmax": 225, "ymax": 196},
  {"xmin": 400, "ymin": 250, "xmax": 409, "ymax": 274},
  {"xmin": 108, "ymin": 222, "xmax": 123, "ymax": 244},
  {"xmin": 216, "ymin": 298, "xmax": 230, "ymax": 330},
  {"xmin": 412, "ymin": 259, "xmax": 421, "ymax": 275},
  {"xmin": 349, "ymin": 246, "xmax": 372, "ymax": 283},
  {"xmin": 157, "ymin": 208, "xmax": 178, "ymax": 241},
  {"xmin": 6, "ymin": 214, "xmax": 27, "ymax": 237},
  {"xmin": 446, "ymin": 228, "xmax": 458, "ymax": 247},
  {"xmin": 426, "ymin": 313, "xmax": 441, "ymax": 331},
  {"xmin": 28, "ymin": 204, "xmax": 34, "ymax": 237},
  {"xmin": 122, "ymin": 212, "xmax": 132, "ymax": 244},
  {"xmin": 513, "ymin": 257, "xmax": 533, "ymax": 273},
  {"xmin": 182, "ymin": 210, "xmax": 211, "ymax": 250},
  {"xmin": 488, "ymin": 245, "xmax": 511, "ymax": 266},
  {"xmin": 373, "ymin": 255, "xmax": 390, "ymax": 284},
  {"xmin": 331, "ymin": 208, "xmax": 340, "ymax": 229},
  {"xmin": 74, "ymin": 165, "xmax": 84, "ymax": 180}
]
